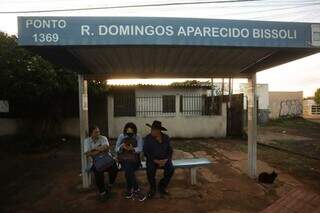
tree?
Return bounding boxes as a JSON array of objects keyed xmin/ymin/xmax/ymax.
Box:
[
  {"xmin": 315, "ymin": 88, "xmax": 320, "ymax": 105},
  {"xmin": 0, "ymin": 31, "xmax": 106, "ymax": 142}
]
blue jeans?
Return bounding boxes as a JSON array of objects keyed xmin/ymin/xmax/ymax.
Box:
[{"xmin": 121, "ymin": 161, "xmax": 140, "ymax": 191}]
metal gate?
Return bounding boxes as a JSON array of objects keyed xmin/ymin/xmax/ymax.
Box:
[{"xmin": 227, "ymin": 94, "xmax": 244, "ymax": 137}]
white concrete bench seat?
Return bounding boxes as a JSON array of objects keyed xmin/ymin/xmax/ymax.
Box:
[
  {"xmin": 87, "ymin": 158, "xmax": 212, "ymax": 185},
  {"xmin": 141, "ymin": 158, "xmax": 212, "ymax": 185}
]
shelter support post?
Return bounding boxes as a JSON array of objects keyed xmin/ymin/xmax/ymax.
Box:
[
  {"xmin": 227, "ymin": 78, "xmax": 232, "ymax": 136},
  {"xmin": 190, "ymin": 167, "xmax": 197, "ymax": 185},
  {"xmin": 107, "ymin": 95, "xmax": 114, "ymax": 137},
  {"xmin": 78, "ymin": 74, "xmax": 91, "ymax": 188},
  {"xmin": 211, "ymin": 77, "xmax": 214, "ymax": 113},
  {"xmin": 247, "ymin": 73, "xmax": 257, "ymax": 178},
  {"xmin": 176, "ymin": 94, "xmax": 181, "ymax": 117}
]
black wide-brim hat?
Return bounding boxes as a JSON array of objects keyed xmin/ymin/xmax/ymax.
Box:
[{"xmin": 146, "ymin": 120, "xmax": 167, "ymax": 131}]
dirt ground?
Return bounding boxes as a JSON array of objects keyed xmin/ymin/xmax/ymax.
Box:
[{"xmin": 0, "ymin": 118, "xmax": 319, "ymax": 213}]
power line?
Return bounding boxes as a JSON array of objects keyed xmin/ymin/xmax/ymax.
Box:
[
  {"xmin": 1, "ymin": 0, "xmax": 318, "ymax": 5},
  {"xmin": 0, "ymin": 0, "xmax": 319, "ymax": 24},
  {"xmin": 0, "ymin": 0, "xmax": 262, "ymax": 14},
  {"xmin": 1, "ymin": 0, "xmax": 320, "ymax": 14},
  {"xmin": 246, "ymin": 3, "xmax": 320, "ymax": 20},
  {"xmin": 219, "ymin": 2, "xmax": 320, "ymax": 17}
]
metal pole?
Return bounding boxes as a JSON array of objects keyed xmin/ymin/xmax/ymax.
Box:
[
  {"xmin": 221, "ymin": 78, "xmax": 224, "ymax": 115},
  {"xmin": 228, "ymin": 78, "xmax": 232, "ymax": 109},
  {"xmin": 231, "ymin": 78, "xmax": 234, "ymax": 95},
  {"xmin": 247, "ymin": 73, "xmax": 257, "ymax": 178},
  {"xmin": 227, "ymin": 78, "xmax": 232, "ymax": 136},
  {"xmin": 78, "ymin": 74, "xmax": 90, "ymax": 188},
  {"xmin": 211, "ymin": 77, "xmax": 214, "ymax": 114},
  {"xmin": 222, "ymin": 78, "xmax": 225, "ymax": 96}
]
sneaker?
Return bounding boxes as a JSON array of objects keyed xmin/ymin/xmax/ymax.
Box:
[
  {"xmin": 98, "ymin": 191, "xmax": 109, "ymax": 202},
  {"xmin": 124, "ymin": 190, "xmax": 133, "ymax": 199},
  {"xmin": 147, "ymin": 190, "xmax": 156, "ymax": 199},
  {"xmin": 133, "ymin": 189, "xmax": 147, "ymax": 202},
  {"xmin": 159, "ymin": 188, "xmax": 170, "ymax": 198}
]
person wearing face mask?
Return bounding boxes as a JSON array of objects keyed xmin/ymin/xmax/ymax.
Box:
[{"xmin": 115, "ymin": 122, "xmax": 146, "ymax": 202}]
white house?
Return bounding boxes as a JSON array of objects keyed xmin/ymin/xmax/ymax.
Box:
[
  {"xmin": 238, "ymin": 83, "xmax": 270, "ymax": 123},
  {"xmin": 303, "ymin": 98, "xmax": 320, "ymax": 117},
  {"xmin": 107, "ymin": 84, "xmax": 228, "ymax": 138}
]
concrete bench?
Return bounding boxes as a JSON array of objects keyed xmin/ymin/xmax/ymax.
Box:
[
  {"xmin": 87, "ymin": 158, "xmax": 212, "ymax": 185},
  {"xmin": 141, "ymin": 158, "xmax": 212, "ymax": 185}
]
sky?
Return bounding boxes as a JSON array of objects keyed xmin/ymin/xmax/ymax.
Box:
[{"xmin": 0, "ymin": 0, "xmax": 320, "ymax": 97}]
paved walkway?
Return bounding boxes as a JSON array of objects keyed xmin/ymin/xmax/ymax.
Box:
[{"xmin": 261, "ymin": 188, "xmax": 320, "ymax": 213}]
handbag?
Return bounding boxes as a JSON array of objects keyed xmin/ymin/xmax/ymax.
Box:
[
  {"xmin": 93, "ymin": 153, "xmax": 115, "ymax": 172},
  {"xmin": 117, "ymin": 151, "xmax": 139, "ymax": 163},
  {"xmin": 117, "ymin": 137, "xmax": 140, "ymax": 163}
]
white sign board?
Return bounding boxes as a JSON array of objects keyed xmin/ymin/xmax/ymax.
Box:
[{"xmin": 0, "ymin": 100, "xmax": 9, "ymax": 113}]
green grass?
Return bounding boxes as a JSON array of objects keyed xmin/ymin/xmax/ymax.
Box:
[
  {"xmin": 264, "ymin": 117, "xmax": 320, "ymax": 129},
  {"xmin": 233, "ymin": 141, "xmax": 320, "ymax": 192},
  {"xmin": 270, "ymin": 139, "xmax": 320, "ymax": 159}
]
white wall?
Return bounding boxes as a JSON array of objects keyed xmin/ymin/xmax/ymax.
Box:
[
  {"xmin": 239, "ymin": 83, "xmax": 269, "ymax": 110},
  {"xmin": 108, "ymin": 89, "xmax": 227, "ymax": 138},
  {"xmin": 109, "ymin": 114, "xmax": 226, "ymax": 138},
  {"xmin": 269, "ymin": 91, "xmax": 303, "ymax": 119}
]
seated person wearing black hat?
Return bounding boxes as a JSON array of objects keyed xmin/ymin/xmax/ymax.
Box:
[{"xmin": 143, "ymin": 120, "xmax": 175, "ymax": 198}]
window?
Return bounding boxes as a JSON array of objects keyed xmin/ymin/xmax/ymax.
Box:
[
  {"xmin": 203, "ymin": 96, "xmax": 222, "ymax": 115},
  {"xmin": 162, "ymin": 95, "xmax": 176, "ymax": 113},
  {"xmin": 179, "ymin": 95, "xmax": 222, "ymax": 116},
  {"xmin": 314, "ymin": 32, "xmax": 320, "ymax": 41},
  {"xmin": 114, "ymin": 90, "xmax": 136, "ymax": 117}
]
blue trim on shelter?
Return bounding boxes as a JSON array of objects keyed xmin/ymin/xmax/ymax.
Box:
[{"xmin": 18, "ymin": 16, "xmax": 318, "ymax": 48}]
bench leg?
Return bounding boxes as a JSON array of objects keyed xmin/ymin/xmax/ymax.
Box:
[{"xmin": 190, "ymin": 168, "xmax": 197, "ymax": 185}]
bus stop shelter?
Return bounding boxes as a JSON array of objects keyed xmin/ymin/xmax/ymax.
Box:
[{"xmin": 18, "ymin": 16, "xmax": 320, "ymax": 188}]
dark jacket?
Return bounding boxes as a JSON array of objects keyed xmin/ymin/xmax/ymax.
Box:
[{"xmin": 143, "ymin": 133, "xmax": 173, "ymax": 161}]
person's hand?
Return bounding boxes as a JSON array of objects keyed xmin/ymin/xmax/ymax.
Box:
[
  {"xmin": 153, "ymin": 159, "xmax": 161, "ymax": 165},
  {"xmin": 161, "ymin": 159, "xmax": 168, "ymax": 164},
  {"xmin": 86, "ymin": 149, "xmax": 100, "ymax": 157},
  {"xmin": 154, "ymin": 159, "xmax": 167, "ymax": 167},
  {"xmin": 123, "ymin": 143, "xmax": 134, "ymax": 151},
  {"xmin": 159, "ymin": 159, "xmax": 168, "ymax": 167},
  {"xmin": 97, "ymin": 145, "xmax": 109, "ymax": 152}
]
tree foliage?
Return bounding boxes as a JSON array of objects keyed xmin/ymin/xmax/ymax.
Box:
[
  {"xmin": 0, "ymin": 31, "xmax": 106, "ymax": 141},
  {"xmin": 315, "ymin": 88, "xmax": 320, "ymax": 105}
]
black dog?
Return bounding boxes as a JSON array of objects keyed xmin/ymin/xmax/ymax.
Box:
[{"xmin": 258, "ymin": 171, "xmax": 278, "ymax": 184}]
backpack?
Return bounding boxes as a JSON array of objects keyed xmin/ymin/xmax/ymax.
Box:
[{"xmin": 93, "ymin": 153, "xmax": 115, "ymax": 172}]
